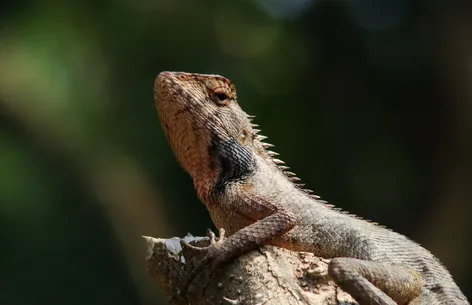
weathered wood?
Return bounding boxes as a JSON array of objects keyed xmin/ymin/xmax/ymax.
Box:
[{"xmin": 145, "ymin": 235, "xmax": 357, "ymax": 305}]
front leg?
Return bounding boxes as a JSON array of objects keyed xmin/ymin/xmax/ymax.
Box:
[{"xmin": 181, "ymin": 192, "xmax": 297, "ymax": 293}]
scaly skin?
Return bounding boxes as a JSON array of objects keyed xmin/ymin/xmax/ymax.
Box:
[{"xmin": 154, "ymin": 71, "xmax": 469, "ymax": 304}]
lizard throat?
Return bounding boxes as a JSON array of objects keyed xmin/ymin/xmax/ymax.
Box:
[{"xmin": 209, "ymin": 136, "xmax": 257, "ymax": 196}]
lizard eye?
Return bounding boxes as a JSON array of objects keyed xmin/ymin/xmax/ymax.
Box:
[
  {"xmin": 214, "ymin": 93, "xmax": 229, "ymax": 106},
  {"xmin": 212, "ymin": 92, "xmax": 230, "ymax": 106},
  {"xmin": 217, "ymin": 93, "xmax": 228, "ymax": 101}
]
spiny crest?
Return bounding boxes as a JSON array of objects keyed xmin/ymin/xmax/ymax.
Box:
[
  {"xmin": 246, "ymin": 113, "xmax": 323, "ymax": 198},
  {"xmin": 245, "ymin": 113, "xmax": 388, "ymax": 228}
]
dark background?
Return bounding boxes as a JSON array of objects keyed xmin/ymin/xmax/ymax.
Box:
[{"xmin": 1, "ymin": 0, "xmax": 471, "ymax": 304}]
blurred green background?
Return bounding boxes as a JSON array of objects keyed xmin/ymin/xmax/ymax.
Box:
[{"xmin": 1, "ymin": 0, "xmax": 471, "ymax": 304}]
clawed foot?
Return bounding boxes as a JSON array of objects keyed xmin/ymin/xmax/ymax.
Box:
[
  {"xmin": 181, "ymin": 228, "xmax": 226, "ymax": 252},
  {"xmin": 179, "ymin": 228, "xmax": 227, "ymax": 295}
]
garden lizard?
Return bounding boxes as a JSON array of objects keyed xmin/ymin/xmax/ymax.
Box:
[{"xmin": 154, "ymin": 71, "xmax": 469, "ymax": 305}]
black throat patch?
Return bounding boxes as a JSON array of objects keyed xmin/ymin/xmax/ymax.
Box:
[{"xmin": 210, "ymin": 135, "xmax": 256, "ymax": 194}]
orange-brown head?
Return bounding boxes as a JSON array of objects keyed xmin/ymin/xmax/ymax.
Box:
[{"xmin": 154, "ymin": 72, "xmax": 260, "ymax": 199}]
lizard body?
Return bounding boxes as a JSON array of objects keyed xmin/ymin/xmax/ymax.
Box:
[{"xmin": 154, "ymin": 71, "xmax": 469, "ymax": 305}]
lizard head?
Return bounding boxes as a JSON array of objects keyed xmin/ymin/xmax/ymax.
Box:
[{"xmin": 155, "ymin": 71, "xmax": 264, "ymax": 196}]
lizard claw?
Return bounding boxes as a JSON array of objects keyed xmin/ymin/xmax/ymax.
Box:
[
  {"xmin": 180, "ymin": 228, "xmax": 226, "ymax": 252},
  {"xmin": 211, "ymin": 228, "xmax": 227, "ymax": 244},
  {"xmin": 179, "ymin": 228, "xmax": 227, "ymax": 295}
]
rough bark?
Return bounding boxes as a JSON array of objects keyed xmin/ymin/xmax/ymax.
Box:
[{"xmin": 145, "ymin": 235, "xmax": 357, "ymax": 305}]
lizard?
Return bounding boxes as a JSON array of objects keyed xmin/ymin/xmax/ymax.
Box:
[{"xmin": 154, "ymin": 71, "xmax": 469, "ymax": 305}]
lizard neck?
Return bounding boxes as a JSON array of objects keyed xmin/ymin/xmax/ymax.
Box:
[
  {"xmin": 193, "ymin": 136, "xmax": 259, "ymax": 206},
  {"xmin": 185, "ymin": 150, "xmax": 219, "ymax": 206},
  {"xmin": 193, "ymin": 171, "xmax": 219, "ymax": 206}
]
